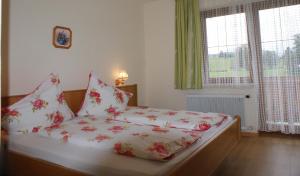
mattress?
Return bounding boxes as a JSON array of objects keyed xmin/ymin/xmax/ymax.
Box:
[{"xmin": 8, "ymin": 116, "xmax": 235, "ymax": 176}]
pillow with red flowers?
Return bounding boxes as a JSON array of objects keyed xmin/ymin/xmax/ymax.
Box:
[
  {"xmin": 77, "ymin": 72, "xmax": 132, "ymax": 117},
  {"xmin": 1, "ymin": 74, "xmax": 74, "ymax": 135}
]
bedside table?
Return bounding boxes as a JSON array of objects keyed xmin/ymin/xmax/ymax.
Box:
[
  {"xmin": 1, "ymin": 129, "xmax": 8, "ymax": 175},
  {"xmin": 117, "ymin": 84, "xmax": 138, "ymax": 106},
  {"xmin": 1, "ymin": 129, "xmax": 8, "ymax": 147}
]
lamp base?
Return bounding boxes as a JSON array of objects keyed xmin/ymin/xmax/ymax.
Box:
[{"xmin": 115, "ymin": 79, "xmax": 125, "ymax": 86}]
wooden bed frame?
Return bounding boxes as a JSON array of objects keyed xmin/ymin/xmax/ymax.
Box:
[{"xmin": 1, "ymin": 84, "xmax": 240, "ymax": 176}]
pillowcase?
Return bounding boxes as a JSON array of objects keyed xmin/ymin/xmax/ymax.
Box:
[
  {"xmin": 1, "ymin": 74, "xmax": 74, "ymax": 135},
  {"xmin": 77, "ymin": 72, "xmax": 132, "ymax": 117}
]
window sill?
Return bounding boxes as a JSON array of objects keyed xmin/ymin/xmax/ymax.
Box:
[{"xmin": 203, "ymin": 84, "xmax": 255, "ymax": 89}]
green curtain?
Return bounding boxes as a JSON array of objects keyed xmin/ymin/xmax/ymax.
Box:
[{"xmin": 175, "ymin": 0, "xmax": 203, "ymax": 89}]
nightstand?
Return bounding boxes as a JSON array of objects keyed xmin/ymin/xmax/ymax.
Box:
[
  {"xmin": 1, "ymin": 129, "xmax": 8, "ymax": 140},
  {"xmin": 117, "ymin": 84, "xmax": 138, "ymax": 106},
  {"xmin": 1, "ymin": 129, "xmax": 8, "ymax": 175},
  {"xmin": 1, "ymin": 129, "xmax": 8, "ymax": 149}
]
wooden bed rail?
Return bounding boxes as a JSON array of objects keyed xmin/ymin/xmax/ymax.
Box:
[
  {"xmin": 1, "ymin": 84, "xmax": 138, "ymax": 112},
  {"xmin": 169, "ymin": 115, "xmax": 241, "ymax": 176}
]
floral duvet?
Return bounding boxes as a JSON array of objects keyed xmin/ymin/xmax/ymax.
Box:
[
  {"xmin": 112, "ymin": 107, "xmax": 228, "ymax": 131},
  {"xmin": 36, "ymin": 116, "xmax": 202, "ymax": 161}
]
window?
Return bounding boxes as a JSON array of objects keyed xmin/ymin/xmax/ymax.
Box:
[
  {"xmin": 202, "ymin": 2, "xmax": 300, "ymax": 86},
  {"xmin": 203, "ymin": 12, "xmax": 252, "ymax": 86},
  {"xmin": 258, "ymin": 4, "xmax": 300, "ymax": 127},
  {"xmin": 259, "ymin": 4, "xmax": 300, "ymax": 77},
  {"xmin": 200, "ymin": 2, "xmax": 300, "ymax": 133}
]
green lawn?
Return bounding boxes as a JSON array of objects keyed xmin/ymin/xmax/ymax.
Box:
[
  {"xmin": 208, "ymin": 57, "xmax": 291, "ymax": 78},
  {"xmin": 208, "ymin": 57, "xmax": 249, "ymax": 78}
]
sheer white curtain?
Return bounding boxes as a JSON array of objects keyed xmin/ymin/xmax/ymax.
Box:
[
  {"xmin": 201, "ymin": 0, "xmax": 300, "ymax": 134},
  {"xmin": 201, "ymin": 6, "xmax": 253, "ymax": 87},
  {"xmin": 251, "ymin": 0, "xmax": 300, "ymax": 134}
]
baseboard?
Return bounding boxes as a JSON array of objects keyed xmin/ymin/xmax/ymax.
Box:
[
  {"xmin": 241, "ymin": 131, "xmax": 258, "ymax": 137},
  {"xmin": 258, "ymin": 131, "xmax": 300, "ymax": 137}
]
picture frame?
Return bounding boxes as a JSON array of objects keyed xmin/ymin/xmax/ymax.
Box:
[{"xmin": 52, "ymin": 26, "xmax": 72, "ymax": 49}]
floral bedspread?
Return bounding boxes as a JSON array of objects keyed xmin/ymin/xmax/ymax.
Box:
[
  {"xmin": 111, "ymin": 107, "xmax": 228, "ymax": 131},
  {"xmin": 36, "ymin": 116, "xmax": 202, "ymax": 161}
]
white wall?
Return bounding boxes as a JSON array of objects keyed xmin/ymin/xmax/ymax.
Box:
[
  {"xmin": 5, "ymin": 0, "xmax": 146, "ymax": 104},
  {"xmin": 143, "ymin": 0, "xmax": 258, "ymax": 132},
  {"xmin": 199, "ymin": 0, "xmax": 263, "ymax": 10},
  {"xmin": 4, "ymin": 0, "xmax": 259, "ymax": 132}
]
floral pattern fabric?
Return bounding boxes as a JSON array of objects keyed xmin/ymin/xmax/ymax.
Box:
[
  {"xmin": 37, "ymin": 116, "xmax": 202, "ymax": 161},
  {"xmin": 112, "ymin": 107, "xmax": 228, "ymax": 131},
  {"xmin": 77, "ymin": 72, "xmax": 132, "ymax": 117},
  {"xmin": 1, "ymin": 74, "xmax": 74, "ymax": 135}
]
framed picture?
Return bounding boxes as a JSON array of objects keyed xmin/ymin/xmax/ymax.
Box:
[{"xmin": 53, "ymin": 26, "xmax": 72, "ymax": 49}]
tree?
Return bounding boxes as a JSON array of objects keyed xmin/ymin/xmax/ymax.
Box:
[
  {"xmin": 284, "ymin": 34, "xmax": 300, "ymax": 75},
  {"xmin": 219, "ymin": 51, "xmax": 225, "ymax": 58},
  {"xmin": 294, "ymin": 34, "xmax": 300, "ymax": 53},
  {"xmin": 235, "ymin": 45, "xmax": 249, "ymax": 69},
  {"xmin": 262, "ymin": 50, "xmax": 279, "ymax": 69},
  {"xmin": 293, "ymin": 34, "xmax": 300, "ymax": 75}
]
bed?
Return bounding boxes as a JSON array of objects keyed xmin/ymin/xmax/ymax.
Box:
[{"xmin": 1, "ymin": 84, "xmax": 241, "ymax": 176}]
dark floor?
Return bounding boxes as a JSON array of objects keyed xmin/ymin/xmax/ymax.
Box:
[{"xmin": 213, "ymin": 134, "xmax": 300, "ymax": 176}]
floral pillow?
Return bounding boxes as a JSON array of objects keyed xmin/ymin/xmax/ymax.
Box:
[
  {"xmin": 1, "ymin": 74, "xmax": 74, "ymax": 135},
  {"xmin": 77, "ymin": 72, "xmax": 132, "ymax": 117}
]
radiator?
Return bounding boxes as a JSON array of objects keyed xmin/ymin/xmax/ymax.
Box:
[{"xmin": 186, "ymin": 95, "xmax": 245, "ymax": 128}]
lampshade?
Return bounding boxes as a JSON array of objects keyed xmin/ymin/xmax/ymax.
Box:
[{"xmin": 119, "ymin": 71, "xmax": 128, "ymax": 80}]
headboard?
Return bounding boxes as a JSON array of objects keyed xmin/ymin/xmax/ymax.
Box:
[{"xmin": 1, "ymin": 84, "xmax": 138, "ymax": 113}]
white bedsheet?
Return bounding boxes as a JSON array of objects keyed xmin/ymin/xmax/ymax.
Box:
[{"xmin": 8, "ymin": 116, "xmax": 235, "ymax": 176}]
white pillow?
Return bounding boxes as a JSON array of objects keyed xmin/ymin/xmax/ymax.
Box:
[
  {"xmin": 1, "ymin": 74, "xmax": 74, "ymax": 135},
  {"xmin": 77, "ymin": 72, "xmax": 132, "ymax": 117}
]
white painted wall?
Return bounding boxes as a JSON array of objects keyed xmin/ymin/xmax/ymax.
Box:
[
  {"xmin": 5, "ymin": 0, "xmax": 259, "ymax": 132},
  {"xmin": 143, "ymin": 0, "xmax": 258, "ymax": 132},
  {"xmin": 199, "ymin": 0, "xmax": 263, "ymax": 10},
  {"xmin": 5, "ymin": 0, "xmax": 146, "ymax": 104}
]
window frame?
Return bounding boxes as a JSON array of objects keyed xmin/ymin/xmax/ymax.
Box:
[
  {"xmin": 200, "ymin": 0, "xmax": 300, "ymax": 85},
  {"xmin": 201, "ymin": 7, "xmax": 254, "ymax": 85},
  {"xmin": 253, "ymin": 1, "xmax": 300, "ymax": 79}
]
